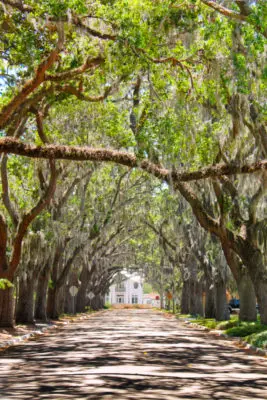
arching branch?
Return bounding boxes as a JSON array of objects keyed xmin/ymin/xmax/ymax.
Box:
[
  {"xmin": 1, "ymin": 138, "xmax": 267, "ymax": 183},
  {"xmin": 8, "ymin": 159, "xmax": 57, "ymax": 279},
  {"xmin": 1, "ymin": 155, "xmax": 19, "ymax": 227},
  {"xmin": 200, "ymin": 0, "xmax": 267, "ymax": 38},
  {"xmin": 0, "ymin": 213, "xmax": 8, "ymax": 271},
  {"xmin": 200, "ymin": 0, "xmax": 246, "ymax": 21},
  {"xmin": 0, "ymin": 47, "xmax": 63, "ymax": 129}
]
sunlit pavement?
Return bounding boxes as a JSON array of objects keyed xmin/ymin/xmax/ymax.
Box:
[{"xmin": 0, "ymin": 309, "xmax": 266, "ymax": 399}]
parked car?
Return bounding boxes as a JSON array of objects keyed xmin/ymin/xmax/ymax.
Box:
[
  {"xmin": 228, "ymin": 299, "xmax": 261, "ymax": 314},
  {"xmin": 228, "ymin": 298, "xmax": 240, "ymax": 313},
  {"xmin": 229, "ymin": 298, "xmax": 240, "ymax": 308}
]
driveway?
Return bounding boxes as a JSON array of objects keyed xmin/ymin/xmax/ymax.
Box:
[{"xmin": 0, "ymin": 309, "xmax": 266, "ymax": 399}]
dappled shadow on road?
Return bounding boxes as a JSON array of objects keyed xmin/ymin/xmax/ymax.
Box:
[{"xmin": 0, "ymin": 310, "xmax": 266, "ymax": 399}]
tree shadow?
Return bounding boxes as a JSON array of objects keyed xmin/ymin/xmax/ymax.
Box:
[{"xmin": 0, "ymin": 309, "xmax": 266, "ymax": 399}]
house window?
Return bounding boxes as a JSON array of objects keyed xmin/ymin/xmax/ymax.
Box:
[
  {"xmin": 132, "ymin": 295, "xmax": 138, "ymax": 304},
  {"xmin": 117, "ymin": 295, "xmax": 124, "ymax": 303},
  {"xmin": 116, "ymin": 282, "xmax": 125, "ymax": 292},
  {"xmin": 133, "ymin": 282, "xmax": 139, "ymax": 289}
]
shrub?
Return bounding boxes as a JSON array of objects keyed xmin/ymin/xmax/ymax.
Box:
[
  {"xmin": 216, "ymin": 319, "xmax": 239, "ymax": 330},
  {"xmin": 248, "ymin": 331, "xmax": 267, "ymax": 349},
  {"xmin": 226, "ymin": 322, "xmax": 267, "ymax": 337}
]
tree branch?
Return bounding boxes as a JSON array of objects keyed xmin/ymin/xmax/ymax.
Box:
[
  {"xmin": 8, "ymin": 159, "xmax": 57, "ymax": 279},
  {"xmin": 175, "ymin": 181, "xmax": 221, "ymax": 236},
  {"xmin": 248, "ymin": 171, "xmax": 267, "ymax": 225},
  {"xmin": 0, "ymin": 213, "xmax": 8, "ymax": 272},
  {"xmin": 200, "ymin": 0, "xmax": 267, "ymax": 38},
  {"xmin": 45, "ymin": 56, "xmax": 104, "ymax": 82},
  {"xmin": 0, "ymin": 47, "xmax": 62, "ymax": 129},
  {"xmin": 1, "ymin": 138, "xmax": 267, "ymax": 182},
  {"xmin": 1, "ymin": 155, "xmax": 19, "ymax": 227},
  {"xmin": 200, "ymin": 0, "xmax": 246, "ymax": 21},
  {"xmin": 56, "ymin": 83, "xmax": 114, "ymax": 103},
  {"xmin": 1, "ymin": 0, "xmax": 33, "ymax": 12}
]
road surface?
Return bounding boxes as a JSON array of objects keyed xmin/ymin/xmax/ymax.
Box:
[{"xmin": 0, "ymin": 309, "xmax": 266, "ymax": 399}]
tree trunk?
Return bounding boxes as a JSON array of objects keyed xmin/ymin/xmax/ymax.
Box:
[
  {"xmin": 189, "ymin": 280, "xmax": 203, "ymax": 316},
  {"xmin": 181, "ymin": 280, "xmax": 190, "ymax": 314},
  {"xmin": 237, "ymin": 270, "xmax": 257, "ymax": 322},
  {"xmin": 215, "ymin": 279, "xmax": 229, "ymax": 321},
  {"xmin": 47, "ymin": 286, "xmax": 60, "ymax": 319},
  {"xmin": 205, "ymin": 283, "xmax": 215, "ymax": 318},
  {"xmin": 0, "ymin": 286, "xmax": 15, "ymax": 327},
  {"xmin": 90, "ymin": 293, "xmax": 102, "ymax": 310},
  {"xmin": 255, "ymin": 280, "xmax": 267, "ymax": 324},
  {"xmin": 234, "ymin": 243, "xmax": 267, "ymax": 324},
  {"xmin": 35, "ymin": 266, "xmax": 50, "ymax": 321},
  {"xmin": 195, "ymin": 281, "xmax": 204, "ymax": 316},
  {"xmin": 16, "ymin": 274, "xmax": 35, "ymax": 324},
  {"xmin": 64, "ymin": 284, "xmax": 76, "ymax": 314},
  {"xmin": 76, "ymin": 265, "xmax": 90, "ymax": 313},
  {"xmin": 159, "ymin": 286, "xmax": 164, "ymax": 309},
  {"xmin": 221, "ymin": 243, "xmax": 257, "ymax": 322},
  {"xmin": 76, "ymin": 282, "xmax": 87, "ymax": 313}
]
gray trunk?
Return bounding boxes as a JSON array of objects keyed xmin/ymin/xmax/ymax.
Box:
[
  {"xmin": 255, "ymin": 280, "xmax": 267, "ymax": 325},
  {"xmin": 237, "ymin": 271, "xmax": 257, "ymax": 322},
  {"xmin": 16, "ymin": 275, "xmax": 35, "ymax": 324},
  {"xmin": 215, "ymin": 280, "xmax": 229, "ymax": 321},
  {"xmin": 35, "ymin": 266, "xmax": 50, "ymax": 321},
  {"xmin": 205, "ymin": 281, "xmax": 215, "ymax": 318},
  {"xmin": 181, "ymin": 280, "xmax": 190, "ymax": 314},
  {"xmin": 189, "ymin": 280, "xmax": 203, "ymax": 316},
  {"xmin": 76, "ymin": 266, "xmax": 90, "ymax": 313},
  {"xmin": 47, "ymin": 286, "xmax": 61, "ymax": 319}
]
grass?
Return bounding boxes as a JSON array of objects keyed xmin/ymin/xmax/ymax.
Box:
[
  {"xmin": 185, "ymin": 314, "xmax": 267, "ymax": 350},
  {"xmin": 190, "ymin": 318, "xmax": 218, "ymax": 329}
]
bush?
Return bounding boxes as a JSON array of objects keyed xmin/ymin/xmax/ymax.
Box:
[
  {"xmin": 226, "ymin": 322, "xmax": 267, "ymax": 337},
  {"xmin": 216, "ymin": 319, "xmax": 239, "ymax": 330},
  {"xmin": 247, "ymin": 331, "xmax": 267, "ymax": 349}
]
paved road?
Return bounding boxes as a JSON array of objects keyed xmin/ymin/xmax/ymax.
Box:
[{"xmin": 0, "ymin": 309, "xmax": 267, "ymax": 399}]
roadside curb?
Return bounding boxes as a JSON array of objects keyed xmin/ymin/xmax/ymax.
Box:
[
  {"xmin": 0, "ymin": 324, "xmax": 57, "ymax": 351},
  {"xmin": 0, "ymin": 310, "xmax": 106, "ymax": 351},
  {"xmin": 181, "ymin": 319, "xmax": 267, "ymax": 358}
]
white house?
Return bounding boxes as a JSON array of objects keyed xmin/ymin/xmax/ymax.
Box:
[{"xmin": 105, "ymin": 272, "xmax": 143, "ymax": 305}]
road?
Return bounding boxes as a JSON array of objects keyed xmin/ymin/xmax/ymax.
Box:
[{"xmin": 0, "ymin": 309, "xmax": 267, "ymax": 399}]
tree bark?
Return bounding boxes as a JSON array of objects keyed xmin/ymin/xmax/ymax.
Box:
[
  {"xmin": 64, "ymin": 287, "xmax": 75, "ymax": 314},
  {"xmin": 0, "ymin": 287, "xmax": 15, "ymax": 327},
  {"xmin": 214, "ymin": 279, "xmax": 229, "ymax": 321},
  {"xmin": 76, "ymin": 265, "xmax": 91, "ymax": 313},
  {"xmin": 189, "ymin": 280, "xmax": 203, "ymax": 316},
  {"xmin": 237, "ymin": 272, "xmax": 257, "ymax": 322},
  {"xmin": 35, "ymin": 265, "xmax": 50, "ymax": 321},
  {"xmin": 181, "ymin": 280, "xmax": 190, "ymax": 314},
  {"xmin": 90, "ymin": 293, "xmax": 103, "ymax": 310},
  {"xmin": 47, "ymin": 286, "xmax": 61, "ymax": 319},
  {"xmin": 205, "ymin": 282, "xmax": 215, "ymax": 318},
  {"xmin": 230, "ymin": 238, "xmax": 267, "ymax": 323},
  {"xmin": 16, "ymin": 274, "xmax": 35, "ymax": 324}
]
